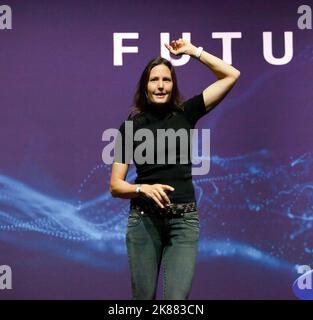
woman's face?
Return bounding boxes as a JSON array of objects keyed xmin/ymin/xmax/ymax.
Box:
[{"xmin": 147, "ymin": 64, "xmax": 173, "ymax": 105}]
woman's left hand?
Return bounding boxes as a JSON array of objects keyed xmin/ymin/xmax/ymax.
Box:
[{"xmin": 164, "ymin": 38, "xmax": 197, "ymax": 56}]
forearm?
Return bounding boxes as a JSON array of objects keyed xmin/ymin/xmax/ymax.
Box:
[
  {"xmin": 188, "ymin": 45, "xmax": 240, "ymax": 79},
  {"xmin": 110, "ymin": 179, "xmax": 140, "ymax": 199}
]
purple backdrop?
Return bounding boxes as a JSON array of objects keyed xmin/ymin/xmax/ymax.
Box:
[{"xmin": 0, "ymin": 0, "xmax": 312, "ymax": 299}]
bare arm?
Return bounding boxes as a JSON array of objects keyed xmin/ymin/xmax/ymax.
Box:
[
  {"xmin": 165, "ymin": 39, "xmax": 240, "ymax": 112},
  {"xmin": 110, "ymin": 162, "xmax": 138, "ymax": 199},
  {"xmin": 110, "ymin": 162, "xmax": 175, "ymax": 208}
]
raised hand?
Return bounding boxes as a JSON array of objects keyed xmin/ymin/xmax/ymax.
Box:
[{"xmin": 164, "ymin": 38, "xmax": 197, "ymax": 56}]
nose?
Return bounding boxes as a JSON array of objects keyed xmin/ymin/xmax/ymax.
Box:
[{"xmin": 157, "ymin": 80, "xmax": 164, "ymax": 89}]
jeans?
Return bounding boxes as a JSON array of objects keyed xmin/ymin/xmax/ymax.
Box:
[{"xmin": 125, "ymin": 206, "xmax": 200, "ymax": 300}]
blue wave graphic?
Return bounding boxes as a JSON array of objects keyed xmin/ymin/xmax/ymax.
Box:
[{"xmin": 0, "ymin": 149, "xmax": 312, "ymax": 272}]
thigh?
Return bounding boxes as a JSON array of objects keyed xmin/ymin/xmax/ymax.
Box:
[
  {"xmin": 125, "ymin": 208, "xmax": 164, "ymax": 299},
  {"xmin": 162, "ymin": 211, "xmax": 200, "ymax": 299}
]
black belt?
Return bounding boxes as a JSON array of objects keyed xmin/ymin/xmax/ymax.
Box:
[{"xmin": 131, "ymin": 201, "xmax": 197, "ymax": 217}]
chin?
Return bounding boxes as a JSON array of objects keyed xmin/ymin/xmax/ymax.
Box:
[
  {"xmin": 151, "ymin": 97, "xmax": 171, "ymax": 105},
  {"xmin": 152, "ymin": 100, "xmax": 169, "ymax": 105}
]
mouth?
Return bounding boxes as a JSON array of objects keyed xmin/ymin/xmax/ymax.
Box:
[{"xmin": 154, "ymin": 93, "xmax": 168, "ymax": 99}]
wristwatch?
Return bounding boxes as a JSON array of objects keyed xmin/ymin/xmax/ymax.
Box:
[
  {"xmin": 195, "ymin": 46, "xmax": 203, "ymax": 59},
  {"xmin": 135, "ymin": 184, "xmax": 142, "ymax": 194}
]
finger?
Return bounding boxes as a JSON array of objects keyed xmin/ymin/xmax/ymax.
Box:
[
  {"xmin": 163, "ymin": 185, "xmax": 175, "ymax": 192},
  {"xmin": 159, "ymin": 190, "xmax": 171, "ymax": 204},
  {"xmin": 156, "ymin": 188, "xmax": 170, "ymax": 204},
  {"xmin": 169, "ymin": 49, "xmax": 177, "ymax": 55},
  {"xmin": 170, "ymin": 40, "xmax": 178, "ymax": 49},
  {"xmin": 152, "ymin": 189, "xmax": 163, "ymax": 203},
  {"xmin": 164, "ymin": 43, "xmax": 175, "ymax": 54},
  {"xmin": 150, "ymin": 194, "xmax": 164, "ymax": 208}
]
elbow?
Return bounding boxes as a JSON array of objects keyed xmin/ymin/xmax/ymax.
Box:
[
  {"xmin": 110, "ymin": 184, "xmax": 118, "ymax": 198},
  {"xmin": 232, "ymin": 70, "xmax": 241, "ymax": 80},
  {"xmin": 226, "ymin": 70, "xmax": 240, "ymax": 84},
  {"xmin": 110, "ymin": 177, "xmax": 125, "ymax": 198}
]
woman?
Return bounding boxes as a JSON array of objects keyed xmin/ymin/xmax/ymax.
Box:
[{"xmin": 110, "ymin": 39, "xmax": 240, "ymax": 300}]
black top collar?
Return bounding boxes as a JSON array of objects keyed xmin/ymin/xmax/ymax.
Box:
[{"xmin": 145, "ymin": 102, "xmax": 173, "ymax": 120}]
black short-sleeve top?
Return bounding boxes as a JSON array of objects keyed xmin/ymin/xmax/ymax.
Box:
[{"xmin": 114, "ymin": 93, "xmax": 209, "ymax": 204}]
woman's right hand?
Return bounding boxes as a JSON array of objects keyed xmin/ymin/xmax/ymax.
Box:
[{"xmin": 139, "ymin": 184, "xmax": 175, "ymax": 208}]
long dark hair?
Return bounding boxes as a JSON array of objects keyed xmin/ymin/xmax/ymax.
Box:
[{"xmin": 128, "ymin": 57, "xmax": 184, "ymax": 119}]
